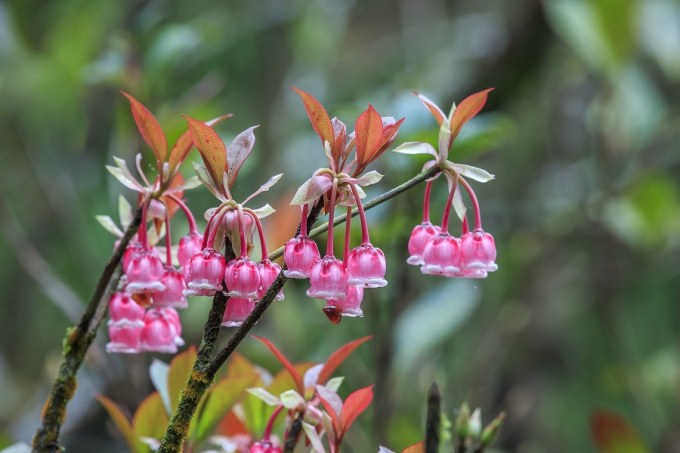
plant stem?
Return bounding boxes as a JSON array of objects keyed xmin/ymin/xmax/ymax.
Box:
[
  {"xmin": 32, "ymin": 208, "xmax": 143, "ymax": 453},
  {"xmin": 349, "ymin": 183, "xmax": 370, "ymax": 246},
  {"xmin": 157, "ymin": 167, "xmax": 440, "ymax": 452},
  {"xmin": 425, "ymin": 382, "xmax": 441, "ymax": 453},
  {"xmin": 282, "ymin": 412, "xmax": 304, "ymax": 453}
]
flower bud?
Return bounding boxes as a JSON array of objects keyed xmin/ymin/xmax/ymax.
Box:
[
  {"xmin": 283, "ymin": 236, "xmax": 320, "ymax": 278},
  {"xmin": 346, "ymin": 244, "xmax": 387, "ymax": 288},
  {"xmin": 480, "ymin": 411, "xmax": 505, "ymax": 447},
  {"xmin": 469, "ymin": 408, "xmax": 482, "ymax": 440},
  {"xmin": 455, "ymin": 402, "xmax": 471, "ymax": 440},
  {"xmin": 225, "ymin": 257, "xmax": 261, "ymax": 298},
  {"xmin": 307, "ymin": 256, "xmax": 348, "ymax": 300}
]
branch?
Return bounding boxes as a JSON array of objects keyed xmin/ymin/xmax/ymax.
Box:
[
  {"xmin": 283, "ymin": 413, "xmax": 304, "ymax": 453},
  {"xmin": 32, "ymin": 208, "xmax": 142, "ymax": 453},
  {"xmin": 157, "ymin": 167, "xmax": 439, "ymax": 452},
  {"xmin": 425, "ymin": 382, "xmax": 441, "ymax": 453}
]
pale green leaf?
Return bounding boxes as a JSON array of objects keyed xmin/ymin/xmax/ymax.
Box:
[
  {"xmin": 96, "ymin": 215, "xmax": 123, "ymax": 237},
  {"xmin": 302, "ymin": 421, "xmax": 327, "ymax": 453},
  {"xmin": 246, "ymin": 387, "xmax": 281, "ymax": 406},
  {"xmin": 392, "ymin": 142, "xmax": 437, "ymax": 157}
]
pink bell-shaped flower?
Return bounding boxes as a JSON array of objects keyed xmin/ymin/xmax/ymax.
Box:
[
  {"xmin": 153, "ymin": 268, "xmax": 188, "ymax": 308},
  {"xmin": 106, "ymin": 324, "xmax": 143, "ymax": 353},
  {"xmin": 421, "ymin": 233, "xmax": 463, "ymax": 277},
  {"xmin": 183, "ymin": 248, "xmax": 226, "ymax": 297},
  {"xmin": 225, "ymin": 257, "xmax": 261, "ymax": 298},
  {"xmin": 460, "ymin": 229, "xmax": 498, "ymax": 276},
  {"xmin": 407, "ymin": 222, "xmax": 441, "ymax": 265},
  {"xmin": 162, "ymin": 307, "xmax": 184, "ymax": 346},
  {"xmin": 222, "ymin": 298, "xmax": 255, "ymax": 327},
  {"xmin": 108, "ymin": 292, "xmax": 145, "ymax": 325},
  {"xmin": 283, "ymin": 236, "xmax": 320, "ymax": 278},
  {"xmin": 250, "ymin": 441, "xmax": 282, "ymax": 453},
  {"xmin": 125, "ymin": 248, "xmax": 166, "ymax": 294},
  {"xmin": 346, "ymin": 244, "xmax": 387, "ymax": 288},
  {"xmin": 256, "ymin": 260, "xmax": 284, "ymax": 301},
  {"xmin": 326, "ymin": 287, "xmax": 364, "ymax": 318},
  {"xmin": 307, "ymin": 256, "xmax": 348, "ymax": 300},
  {"xmin": 178, "ymin": 232, "xmax": 203, "ymax": 267},
  {"xmin": 140, "ymin": 308, "xmax": 181, "ymax": 353},
  {"xmin": 123, "ymin": 241, "xmax": 144, "ymax": 273}
]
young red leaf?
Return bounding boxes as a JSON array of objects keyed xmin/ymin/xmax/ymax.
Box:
[
  {"xmin": 95, "ymin": 394, "xmax": 138, "ymax": 453},
  {"xmin": 227, "ymin": 126, "xmax": 258, "ymax": 187},
  {"xmin": 449, "ymin": 88, "xmax": 493, "ymax": 142},
  {"xmin": 168, "ymin": 114, "xmax": 232, "ymax": 174},
  {"xmin": 317, "ymin": 336, "xmax": 372, "ymax": 386},
  {"xmin": 355, "ymin": 105, "xmax": 383, "ymax": 171},
  {"xmin": 184, "ymin": 115, "xmax": 227, "ymax": 190},
  {"xmin": 591, "ymin": 410, "xmax": 650, "ymax": 453},
  {"xmin": 414, "ymin": 92, "xmax": 446, "ymax": 126},
  {"xmin": 340, "ymin": 385, "xmax": 374, "ymax": 434},
  {"xmin": 402, "ymin": 441, "xmax": 426, "ymax": 453},
  {"xmin": 121, "ymin": 92, "xmax": 168, "ymax": 168},
  {"xmin": 292, "ymin": 87, "xmax": 335, "ymax": 147},
  {"xmin": 331, "ymin": 118, "xmax": 347, "ymax": 166},
  {"xmin": 316, "ymin": 385, "xmax": 342, "ymax": 435},
  {"xmin": 252, "ymin": 335, "xmax": 304, "ymax": 393}
]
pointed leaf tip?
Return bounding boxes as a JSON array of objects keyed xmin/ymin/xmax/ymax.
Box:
[
  {"xmin": 291, "ymin": 87, "xmax": 335, "ymax": 147},
  {"xmin": 121, "ymin": 92, "xmax": 168, "ymax": 167},
  {"xmin": 252, "ymin": 335, "xmax": 304, "ymax": 393},
  {"xmin": 184, "ymin": 115, "xmax": 227, "ymax": 191},
  {"xmin": 449, "ymin": 88, "xmax": 494, "ymax": 141},
  {"xmin": 318, "ymin": 336, "xmax": 372, "ymax": 387}
]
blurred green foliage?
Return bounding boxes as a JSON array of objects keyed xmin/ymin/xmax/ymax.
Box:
[{"xmin": 1, "ymin": 0, "xmax": 680, "ymax": 452}]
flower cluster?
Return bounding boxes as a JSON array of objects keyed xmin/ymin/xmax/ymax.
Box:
[
  {"xmin": 283, "ymin": 89, "xmax": 403, "ymax": 322},
  {"xmin": 395, "ymin": 90, "xmax": 498, "ymax": 278},
  {"xmin": 103, "ymin": 93, "xmax": 221, "ymax": 354},
  {"xmin": 180, "ymin": 116, "xmax": 284, "ymax": 328}
]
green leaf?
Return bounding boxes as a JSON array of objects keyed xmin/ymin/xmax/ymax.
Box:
[
  {"xmin": 302, "ymin": 421, "xmax": 328, "ymax": 453},
  {"xmin": 95, "ymin": 394, "xmax": 138, "ymax": 453},
  {"xmin": 132, "ymin": 393, "xmax": 168, "ymax": 452},
  {"xmin": 246, "ymin": 387, "xmax": 281, "ymax": 406},
  {"xmin": 445, "ymin": 163, "xmax": 495, "ymax": 183},
  {"xmin": 119, "ymin": 195, "xmax": 134, "ymax": 229},
  {"xmin": 95, "ymin": 215, "xmax": 123, "ymax": 237},
  {"xmin": 392, "ymin": 142, "xmax": 438, "ymax": 157},
  {"xmin": 195, "ymin": 373, "xmax": 259, "ymax": 443},
  {"xmin": 106, "ymin": 166, "xmax": 143, "ymax": 192},
  {"xmin": 167, "ymin": 346, "xmax": 197, "ymax": 413}
]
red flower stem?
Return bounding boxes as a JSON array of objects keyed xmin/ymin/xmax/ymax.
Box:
[
  {"xmin": 349, "ymin": 183, "xmax": 370, "ymax": 245},
  {"xmin": 461, "ymin": 215, "xmax": 470, "ymax": 235},
  {"xmin": 202, "ymin": 206, "xmax": 224, "ymax": 250},
  {"xmin": 139, "ymin": 197, "xmax": 149, "ymax": 247},
  {"xmin": 163, "ymin": 203, "xmax": 173, "ymax": 266},
  {"xmin": 440, "ymin": 180, "xmax": 458, "ymax": 234},
  {"xmin": 343, "ymin": 206, "xmax": 352, "ymax": 267},
  {"xmin": 245, "ymin": 208, "xmax": 268, "ymax": 259},
  {"xmin": 326, "ymin": 180, "xmax": 339, "ymax": 256},
  {"xmin": 166, "ymin": 193, "xmax": 198, "ymax": 234},
  {"xmin": 423, "ymin": 180, "xmax": 433, "ymax": 223},
  {"xmin": 299, "ymin": 203, "xmax": 309, "ymax": 237},
  {"xmin": 263, "ymin": 405, "xmax": 284, "ymax": 442},
  {"xmin": 458, "ymin": 176, "xmax": 482, "ymax": 230},
  {"xmin": 236, "ymin": 205, "xmax": 248, "ymax": 258},
  {"xmin": 206, "ymin": 207, "xmax": 228, "ymax": 250}
]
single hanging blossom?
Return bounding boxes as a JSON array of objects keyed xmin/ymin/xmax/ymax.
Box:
[
  {"xmin": 106, "ymin": 292, "xmax": 145, "ymax": 354},
  {"xmin": 222, "ymin": 297, "xmax": 256, "ymax": 327},
  {"xmin": 183, "ymin": 248, "xmax": 227, "ymax": 296}
]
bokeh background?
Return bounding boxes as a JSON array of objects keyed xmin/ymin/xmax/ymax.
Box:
[{"xmin": 1, "ymin": 0, "xmax": 680, "ymax": 451}]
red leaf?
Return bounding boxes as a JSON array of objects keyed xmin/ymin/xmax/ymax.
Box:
[
  {"xmin": 402, "ymin": 441, "xmax": 426, "ymax": 453},
  {"xmin": 331, "ymin": 117, "xmax": 348, "ymax": 168},
  {"xmin": 184, "ymin": 115, "xmax": 227, "ymax": 190},
  {"xmin": 591, "ymin": 410, "xmax": 650, "ymax": 453},
  {"xmin": 132, "ymin": 392, "xmax": 168, "ymax": 451},
  {"xmin": 292, "ymin": 87, "xmax": 335, "ymax": 147},
  {"xmin": 95, "ymin": 394, "xmax": 138, "ymax": 453},
  {"xmin": 168, "ymin": 114, "xmax": 232, "ymax": 174},
  {"xmin": 355, "ymin": 105, "xmax": 384, "ymax": 171},
  {"xmin": 317, "ymin": 388, "xmax": 342, "ymax": 435},
  {"xmin": 227, "ymin": 126, "xmax": 258, "ymax": 187},
  {"xmin": 449, "ymin": 88, "xmax": 493, "ymax": 141},
  {"xmin": 121, "ymin": 92, "xmax": 168, "ymax": 168},
  {"xmin": 317, "ymin": 336, "xmax": 372, "ymax": 386},
  {"xmin": 252, "ymin": 335, "xmax": 304, "ymax": 393},
  {"xmin": 161, "ymin": 172, "xmax": 184, "ymax": 219},
  {"xmin": 340, "ymin": 385, "xmax": 374, "ymax": 434},
  {"xmin": 414, "ymin": 92, "xmax": 446, "ymax": 126}
]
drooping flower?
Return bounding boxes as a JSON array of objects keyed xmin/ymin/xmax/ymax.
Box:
[
  {"xmin": 183, "ymin": 248, "xmax": 227, "ymax": 296},
  {"xmin": 307, "ymin": 256, "xmax": 348, "ymax": 300},
  {"xmin": 222, "ymin": 298, "xmax": 256, "ymax": 327}
]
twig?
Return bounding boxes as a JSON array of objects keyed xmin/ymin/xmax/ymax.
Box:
[
  {"xmin": 32, "ymin": 208, "xmax": 142, "ymax": 453},
  {"xmin": 283, "ymin": 413, "xmax": 304, "ymax": 453},
  {"xmin": 425, "ymin": 382, "xmax": 441, "ymax": 453}
]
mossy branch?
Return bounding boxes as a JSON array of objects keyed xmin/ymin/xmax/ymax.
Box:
[{"xmin": 32, "ymin": 208, "xmax": 143, "ymax": 453}]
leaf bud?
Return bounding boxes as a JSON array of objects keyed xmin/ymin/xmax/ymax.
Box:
[{"xmin": 480, "ymin": 411, "xmax": 506, "ymax": 447}]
